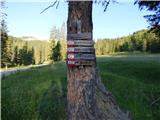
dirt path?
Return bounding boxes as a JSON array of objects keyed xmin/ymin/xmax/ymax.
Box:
[{"xmin": 0, "ymin": 64, "xmax": 48, "ymax": 78}]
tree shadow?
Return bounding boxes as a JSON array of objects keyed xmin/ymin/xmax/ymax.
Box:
[{"xmin": 38, "ymin": 76, "xmax": 67, "ymax": 120}]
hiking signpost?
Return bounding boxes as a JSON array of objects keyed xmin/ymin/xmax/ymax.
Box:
[{"xmin": 67, "ymin": 32, "xmax": 95, "ymax": 67}]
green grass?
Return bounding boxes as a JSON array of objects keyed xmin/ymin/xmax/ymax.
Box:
[
  {"xmin": 1, "ymin": 62, "xmax": 67, "ymax": 120},
  {"xmin": 97, "ymin": 54, "xmax": 160, "ymax": 120},
  {"xmin": 0, "ymin": 65, "xmax": 30, "ymax": 71},
  {"xmin": 2, "ymin": 54, "xmax": 160, "ymax": 120}
]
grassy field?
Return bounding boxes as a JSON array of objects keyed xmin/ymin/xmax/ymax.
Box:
[{"xmin": 1, "ymin": 54, "xmax": 160, "ymax": 120}]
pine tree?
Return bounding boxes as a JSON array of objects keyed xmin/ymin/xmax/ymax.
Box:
[
  {"xmin": 12, "ymin": 46, "xmax": 19, "ymax": 65},
  {"xmin": 135, "ymin": 1, "xmax": 160, "ymax": 35},
  {"xmin": 48, "ymin": 39, "xmax": 56, "ymax": 61},
  {"xmin": 1, "ymin": 1, "xmax": 10, "ymax": 68},
  {"xmin": 31, "ymin": 47, "xmax": 35, "ymax": 64},
  {"xmin": 59, "ymin": 40, "xmax": 67, "ymax": 60},
  {"xmin": 60, "ymin": 21, "xmax": 66, "ymax": 40},
  {"xmin": 53, "ymin": 41, "xmax": 61, "ymax": 61}
]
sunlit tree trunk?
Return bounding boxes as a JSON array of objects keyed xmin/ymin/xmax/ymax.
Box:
[{"xmin": 67, "ymin": 1, "xmax": 131, "ymax": 120}]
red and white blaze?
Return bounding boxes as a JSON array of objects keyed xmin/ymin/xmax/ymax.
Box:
[
  {"xmin": 67, "ymin": 41, "xmax": 74, "ymax": 46},
  {"xmin": 67, "ymin": 47, "xmax": 74, "ymax": 52},
  {"xmin": 67, "ymin": 60, "xmax": 76, "ymax": 67},
  {"xmin": 68, "ymin": 54, "xmax": 74, "ymax": 59},
  {"xmin": 68, "ymin": 61, "xmax": 75, "ymax": 64}
]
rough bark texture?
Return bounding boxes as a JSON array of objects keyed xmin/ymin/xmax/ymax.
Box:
[{"xmin": 67, "ymin": 1, "xmax": 131, "ymax": 120}]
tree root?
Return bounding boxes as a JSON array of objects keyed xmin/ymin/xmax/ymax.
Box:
[{"xmin": 94, "ymin": 67, "xmax": 131, "ymax": 120}]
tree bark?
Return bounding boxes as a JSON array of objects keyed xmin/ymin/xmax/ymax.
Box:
[{"xmin": 67, "ymin": 1, "xmax": 131, "ymax": 120}]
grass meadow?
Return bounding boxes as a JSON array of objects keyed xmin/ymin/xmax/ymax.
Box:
[{"xmin": 1, "ymin": 54, "xmax": 160, "ymax": 120}]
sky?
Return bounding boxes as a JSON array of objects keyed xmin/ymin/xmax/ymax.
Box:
[{"xmin": 5, "ymin": 0, "xmax": 151, "ymax": 40}]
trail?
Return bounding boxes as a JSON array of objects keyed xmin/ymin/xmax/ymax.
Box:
[{"xmin": 0, "ymin": 64, "xmax": 48, "ymax": 78}]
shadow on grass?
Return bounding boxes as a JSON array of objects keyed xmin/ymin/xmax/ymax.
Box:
[{"xmin": 38, "ymin": 75, "xmax": 67, "ymax": 120}]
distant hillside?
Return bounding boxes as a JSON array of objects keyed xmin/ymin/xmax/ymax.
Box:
[
  {"xmin": 20, "ymin": 36, "xmax": 48, "ymax": 41},
  {"xmin": 8, "ymin": 35, "xmax": 50, "ymax": 64},
  {"xmin": 8, "ymin": 35, "xmax": 67, "ymax": 65}
]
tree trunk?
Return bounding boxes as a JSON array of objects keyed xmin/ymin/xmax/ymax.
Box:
[{"xmin": 67, "ymin": 1, "xmax": 131, "ymax": 120}]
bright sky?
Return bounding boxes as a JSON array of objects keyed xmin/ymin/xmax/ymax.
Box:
[{"xmin": 6, "ymin": 0, "xmax": 151, "ymax": 40}]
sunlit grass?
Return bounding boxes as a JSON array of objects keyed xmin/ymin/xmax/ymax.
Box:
[
  {"xmin": 0, "ymin": 65, "xmax": 29, "ymax": 71},
  {"xmin": 2, "ymin": 54, "xmax": 160, "ymax": 120}
]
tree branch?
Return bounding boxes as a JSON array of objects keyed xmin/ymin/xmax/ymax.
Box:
[
  {"xmin": 56, "ymin": 0, "xmax": 60, "ymax": 9},
  {"xmin": 103, "ymin": 0, "xmax": 110, "ymax": 12},
  {"xmin": 40, "ymin": 0, "xmax": 58, "ymax": 14},
  {"xmin": 99, "ymin": 0, "xmax": 119, "ymax": 12}
]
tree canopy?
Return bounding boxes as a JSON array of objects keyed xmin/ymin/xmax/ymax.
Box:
[{"xmin": 135, "ymin": 1, "xmax": 160, "ymax": 34}]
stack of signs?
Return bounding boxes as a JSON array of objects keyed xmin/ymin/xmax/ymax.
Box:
[{"xmin": 67, "ymin": 32, "xmax": 95, "ymax": 67}]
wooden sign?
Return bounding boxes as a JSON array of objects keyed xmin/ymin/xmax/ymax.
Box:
[
  {"xmin": 67, "ymin": 40, "xmax": 94, "ymax": 47},
  {"xmin": 67, "ymin": 32, "xmax": 95, "ymax": 67},
  {"xmin": 67, "ymin": 53, "xmax": 95, "ymax": 60},
  {"xmin": 67, "ymin": 47, "xmax": 95, "ymax": 53},
  {"xmin": 67, "ymin": 32, "xmax": 92, "ymax": 40},
  {"xmin": 68, "ymin": 60, "xmax": 95, "ymax": 66}
]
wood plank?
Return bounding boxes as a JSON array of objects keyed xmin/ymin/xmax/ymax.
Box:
[
  {"xmin": 75, "ymin": 60, "xmax": 95, "ymax": 66},
  {"xmin": 67, "ymin": 60, "xmax": 95, "ymax": 66},
  {"xmin": 67, "ymin": 32, "xmax": 92, "ymax": 40},
  {"xmin": 67, "ymin": 40, "xmax": 94, "ymax": 46},
  {"xmin": 67, "ymin": 53, "xmax": 95, "ymax": 60},
  {"xmin": 67, "ymin": 47, "xmax": 95, "ymax": 53}
]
